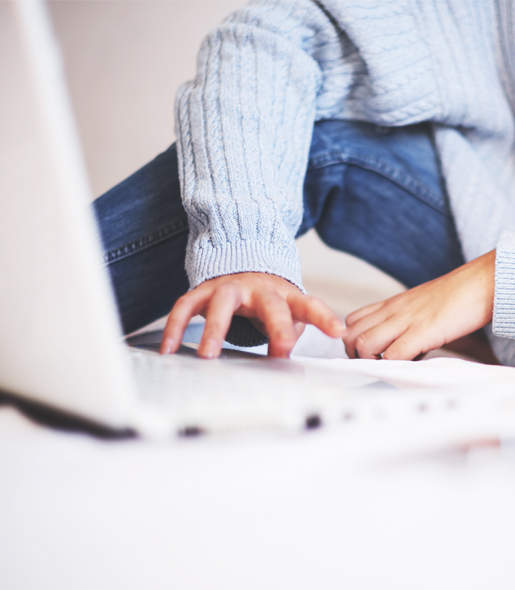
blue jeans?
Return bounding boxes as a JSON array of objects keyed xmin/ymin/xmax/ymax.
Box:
[{"xmin": 93, "ymin": 120, "xmax": 464, "ymax": 336}]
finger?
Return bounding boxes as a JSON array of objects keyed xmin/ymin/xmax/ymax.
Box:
[
  {"xmin": 287, "ymin": 293, "xmax": 346, "ymax": 337},
  {"xmin": 343, "ymin": 308, "xmax": 392, "ymax": 358},
  {"xmin": 352, "ymin": 319, "xmax": 408, "ymax": 360},
  {"xmin": 293, "ymin": 321, "xmax": 306, "ymax": 339},
  {"xmin": 248, "ymin": 317, "xmax": 269, "ymax": 338},
  {"xmin": 254, "ymin": 293, "xmax": 297, "ymax": 358},
  {"xmin": 345, "ymin": 301, "xmax": 384, "ymax": 327},
  {"xmin": 198, "ymin": 283, "xmax": 242, "ymax": 358},
  {"xmin": 383, "ymin": 328, "xmax": 425, "ymax": 361},
  {"xmin": 160, "ymin": 290, "xmax": 208, "ymax": 354},
  {"xmin": 250, "ymin": 317, "xmax": 306, "ymax": 341}
]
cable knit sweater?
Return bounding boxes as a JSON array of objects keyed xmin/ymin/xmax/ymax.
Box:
[{"xmin": 175, "ymin": 0, "xmax": 515, "ymax": 365}]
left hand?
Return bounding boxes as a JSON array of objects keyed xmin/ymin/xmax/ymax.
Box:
[{"xmin": 343, "ymin": 250, "xmax": 496, "ymax": 360}]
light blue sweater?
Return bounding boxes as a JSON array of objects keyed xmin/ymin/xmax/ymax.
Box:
[{"xmin": 175, "ymin": 0, "xmax": 515, "ymax": 365}]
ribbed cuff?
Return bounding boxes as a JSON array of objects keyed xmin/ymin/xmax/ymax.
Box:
[
  {"xmin": 493, "ymin": 231, "xmax": 515, "ymax": 339},
  {"xmin": 188, "ymin": 239, "xmax": 305, "ymax": 294}
]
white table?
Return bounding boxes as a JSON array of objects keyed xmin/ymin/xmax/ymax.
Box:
[{"xmin": 2, "ymin": 372, "xmax": 515, "ymax": 590}]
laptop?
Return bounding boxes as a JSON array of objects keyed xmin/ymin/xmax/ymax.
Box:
[{"xmin": 0, "ymin": 0, "xmax": 475, "ymax": 440}]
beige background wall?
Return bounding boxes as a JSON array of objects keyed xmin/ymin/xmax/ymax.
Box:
[
  {"xmin": 49, "ymin": 0, "xmax": 403, "ymax": 318},
  {"xmin": 49, "ymin": 0, "xmax": 246, "ymax": 198}
]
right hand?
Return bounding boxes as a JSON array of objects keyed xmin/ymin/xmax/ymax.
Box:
[{"xmin": 160, "ymin": 272, "xmax": 346, "ymax": 359}]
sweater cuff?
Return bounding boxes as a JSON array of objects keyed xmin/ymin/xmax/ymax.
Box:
[
  {"xmin": 188, "ymin": 239, "xmax": 305, "ymax": 294},
  {"xmin": 493, "ymin": 231, "xmax": 515, "ymax": 339},
  {"xmin": 187, "ymin": 239, "xmax": 305, "ymax": 349}
]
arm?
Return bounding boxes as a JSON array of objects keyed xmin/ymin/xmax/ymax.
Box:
[
  {"xmin": 343, "ymin": 230, "xmax": 515, "ymax": 366},
  {"xmin": 163, "ymin": 1, "xmax": 346, "ymax": 358},
  {"xmin": 342, "ymin": 250, "xmax": 496, "ymax": 361},
  {"xmin": 176, "ymin": 0, "xmax": 323, "ymax": 294}
]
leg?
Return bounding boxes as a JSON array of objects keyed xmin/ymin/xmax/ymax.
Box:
[
  {"xmin": 94, "ymin": 121, "xmax": 461, "ymax": 343},
  {"xmin": 93, "ymin": 144, "xmax": 189, "ymax": 335},
  {"xmin": 298, "ymin": 120, "xmax": 465, "ymax": 288}
]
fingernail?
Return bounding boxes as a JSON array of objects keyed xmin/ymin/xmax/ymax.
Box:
[
  {"xmin": 201, "ymin": 338, "xmax": 219, "ymax": 359},
  {"xmin": 331, "ymin": 319, "xmax": 346, "ymax": 333},
  {"xmin": 161, "ymin": 337, "xmax": 174, "ymax": 354}
]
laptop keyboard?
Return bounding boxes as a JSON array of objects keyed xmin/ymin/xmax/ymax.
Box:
[
  {"xmin": 126, "ymin": 346, "xmax": 465, "ymax": 436},
  {"xmin": 128, "ymin": 346, "xmax": 318, "ymax": 433}
]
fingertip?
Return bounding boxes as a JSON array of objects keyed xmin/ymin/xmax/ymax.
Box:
[
  {"xmin": 198, "ymin": 337, "xmax": 221, "ymax": 359},
  {"xmin": 344, "ymin": 313, "xmax": 356, "ymax": 328},
  {"xmin": 160, "ymin": 337, "xmax": 175, "ymax": 355},
  {"xmin": 328, "ymin": 317, "xmax": 346, "ymax": 337},
  {"xmin": 268, "ymin": 331, "xmax": 296, "ymax": 358},
  {"xmin": 294, "ymin": 322, "xmax": 306, "ymax": 338},
  {"xmin": 268, "ymin": 346, "xmax": 291, "ymax": 359}
]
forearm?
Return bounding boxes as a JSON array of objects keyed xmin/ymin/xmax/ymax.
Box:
[{"xmin": 175, "ymin": 0, "xmax": 324, "ymax": 291}]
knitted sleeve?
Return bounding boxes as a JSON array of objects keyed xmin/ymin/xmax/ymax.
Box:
[
  {"xmin": 493, "ymin": 231, "xmax": 515, "ymax": 338},
  {"xmin": 175, "ymin": 0, "xmax": 325, "ymax": 296},
  {"xmin": 488, "ymin": 231, "xmax": 515, "ymax": 365}
]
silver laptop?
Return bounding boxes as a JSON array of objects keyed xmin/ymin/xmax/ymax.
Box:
[{"xmin": 2, "ymin": 0, "xmax": 467, "ymax": 439}]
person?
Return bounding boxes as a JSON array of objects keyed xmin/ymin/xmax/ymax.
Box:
[{"xmin": 93, "ymin": 0, "xmax": 515, "ymax": 366}]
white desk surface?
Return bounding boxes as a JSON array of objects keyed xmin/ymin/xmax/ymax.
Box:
[{"xmin": 2, "ymin": 354, "xmax": 515, "ymax": 590}]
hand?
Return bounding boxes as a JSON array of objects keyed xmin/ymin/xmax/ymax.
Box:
[
  {"xmin": 160, "ymin": 272, "xmax": 346, "ymax": 359},
  {"xmin": 343, "ymin": 250, "xmax": 496, "ymax": 360}
]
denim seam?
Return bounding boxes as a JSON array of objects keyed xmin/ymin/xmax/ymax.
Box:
[
  {"xmin": 310, "ymin": 126, "xmax": 448, "ymax": 216},
  {"xmin": 104, "ymin": 215, "xmax": 189, "ymax": 265}
]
